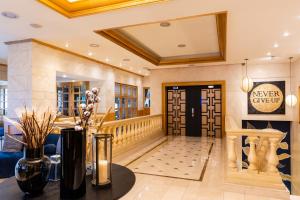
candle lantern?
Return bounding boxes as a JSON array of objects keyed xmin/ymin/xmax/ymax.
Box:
[{"xmin": 92, "ymin": 133, "xmax": 113, "ymax": 187}]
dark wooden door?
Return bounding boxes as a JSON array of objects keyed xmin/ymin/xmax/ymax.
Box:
[{"xmin": 186, "ymin": 87, "xmax": 202, "ymax": 137}]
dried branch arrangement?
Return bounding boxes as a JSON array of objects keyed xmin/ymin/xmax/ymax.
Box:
[
  {"xmin": 4, "ymin": 108, "xmax": 56, "ymax": 149},
  {"xmin": 75, "ymin": 87, "xmax": 100, "ymax": 131},
  {"xmin": 95, "ymin": 106, "xmax": 112, "ymax": 132}
]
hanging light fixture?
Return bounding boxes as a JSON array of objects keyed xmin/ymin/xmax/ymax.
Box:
[
  {"xmin": 241, "ymin": 58, "xmax": 253, "ymax": 92},
  {"xmin": 286, "ymin": 57, "xmax": 297, "ymax": 107}
]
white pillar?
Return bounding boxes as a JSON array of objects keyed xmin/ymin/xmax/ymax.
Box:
[{"xmin": 7, "ymin": 41, "xmax": 56, "ymax": 119}]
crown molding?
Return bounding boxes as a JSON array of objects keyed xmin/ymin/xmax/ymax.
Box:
[{"xmin": 4, "ymin": 38, "xmax": 143, "ymax": 77}]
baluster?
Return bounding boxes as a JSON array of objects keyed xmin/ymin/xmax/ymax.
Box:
[
  {"xmin": 124, "ymin": 123, "xmax": 128, "ymax": 144},
  {"xmin": 119, "ymin": 125, "xmax": 124, "ymax": 145},
  {"xmin": 135, "ymin": 121, "xmax": 138, "ymax": 140},
  {"xmin": 256, "ymin": 137, "xmax": 269, "ymax": 172},
  {"xmin": 146, "ymin": 119, "xmax": 149, "ymax": 136},
  {"xmin": 128, "ymin": 123, "xmax": 133, "ymax": 143},
  {"xmin": 227, "ymin": 135, "xmax": 237, "ymax": 170},
  {"xmin": 248, "ymin": 136, "xmax": 259, "ymax": 172},
  {"xmin": 112, "ymin": 125, "xmax": 117, "ymax": 146},
  {"xmin": 267, "ymin": 137, "xmax": 280, "ymax": 173},
  {"xmin": 142, "ymin": 120, "xmax": 146, "ymax": 137},
  {"xmin": 138, "ymin": 120, "xmax": 142, "ymax": 138}
]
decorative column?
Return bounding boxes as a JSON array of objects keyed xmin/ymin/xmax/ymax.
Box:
[
  {"xmin": 227, "ymin": 135, "xmax": 238, "ymax": 170},
  {"xmin": 267, "ymin": 137, "xmax": 280, "ymax": 173},
  {"xmin": 248, "ymin": 136, "xmax": 259, "ymax": 172},
  {"xmin": 6, "ymin": 40, "xmax": 56, "ymax": 119},
  {"xmin": 256, "ymin": 137, "xmax": 269, "ymax": 172}
]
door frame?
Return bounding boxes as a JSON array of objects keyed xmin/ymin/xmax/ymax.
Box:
[{"xmin": 162, "ymin": 81, "xmax": 226, "ymax": 138}]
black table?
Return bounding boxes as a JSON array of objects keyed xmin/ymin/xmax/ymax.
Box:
[{"xmin": 0, "ymin": 164, "xmax": 136, "ymax": 200}]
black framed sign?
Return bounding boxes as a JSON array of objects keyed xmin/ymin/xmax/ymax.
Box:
[{"xmin": 248, "ymin": 81, "xmax": 285, "ymax": 114}]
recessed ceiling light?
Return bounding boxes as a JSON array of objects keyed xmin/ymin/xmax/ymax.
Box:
[
  {"xmin": 30, "ymin": 23, "xmax": 42, "ymax": 28},
  {"xmin": 65, "ymin": 43, "xmax": 69, "ymax": 48},
  {"xmin": 72, "ymin": 80, "xmax": 75, "ymax": 82},
  {"xmin": 266, "ymin": 52, "xmax": 271, "ymax": 56},
  {"xmin": 105, "ymin": 58, "xmax": 110, "ymax": 62},
  {"xmin": 89, "ymin": 43, "xmax": 99, "ymax": 48},
  {"xmin": 119, "ymin": 63, "xmax": 123, "ymax": 67},
  {"xmin": 273, "ymin": 43, "xmax": 279, "ymax": 48},
  {"xmin": 88, "ymin": 52, "xmax": 93, "ymax": 56},
  {"xmin": 283, "ymin": 31, "xmax": 290, "ymax": 37},
  {"xmin": 123, "ymin": 58, "xmax": 130, "ymax": 62},
  {"xmin": 62, "ymin": 74, "xmax": 67, "ymax": 78},
  {"xmin": 1, "ymin": 11, "xmax": 19, "ymax": 19},
  {"xmin": 177, "ymin": 44, "xmax": 186, "ymax": 48},
  {"xmin": 160, "ymin": 22, "xmax": 171, "ymax": 27}
]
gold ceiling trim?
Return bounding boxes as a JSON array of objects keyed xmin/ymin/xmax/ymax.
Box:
[
  {"xmin": 37, "ymin": 0, "xmax": 167, "ymax": 18},
  {"xmin": 95, "ymin": 12, "xmax": 227, "ymax": 66}
]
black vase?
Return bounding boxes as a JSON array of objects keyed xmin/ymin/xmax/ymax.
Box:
[
  {"xmin": 15, "ymin": 147, "xmax": 51, "ymax": 196},
  {"xmin": 60, "ymin": 128, "xmax": 86, "ymax": 199}
]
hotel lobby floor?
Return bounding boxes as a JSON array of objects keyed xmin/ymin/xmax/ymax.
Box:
[
  {"xmin": 121, "ymin": 136, "xmax": 289, "ymax": 200},
  {"xmin": 127, "ymin": 137, "xmax": 213, "ymax": 180}
]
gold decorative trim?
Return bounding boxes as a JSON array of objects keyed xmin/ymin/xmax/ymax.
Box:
[
  {"xmin": 161, "ymin": 81, "xmax": 226, "ymax": 138},
  {"xmin": 38, "ymin": 0, "xmax": 167, "ymax": 18},
  {"xmin": 4, "ymin": 38, "xmax": 143, "ymax": 77},
  {"xmin": 95, "ymin": 12, "xmax": 227, "ymax": 66}
]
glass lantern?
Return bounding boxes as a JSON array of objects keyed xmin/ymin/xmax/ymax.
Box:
[{"xmin": 92, "ymin": 133, "xmax": 113, "ymax": 187}]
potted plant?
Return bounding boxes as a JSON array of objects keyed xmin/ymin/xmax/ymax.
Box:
[{"xmin": 4, "ymin": 109, "xmax": 56, "ymax": 196}]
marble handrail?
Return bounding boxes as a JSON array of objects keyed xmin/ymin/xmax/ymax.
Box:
[
  {"xmin": 99, "ymin": 114, "xmax": 162, "ymax": 146},
  {"xmin": 85, "ymin": 114, "xmax": 163, "ymax": 161},
  {"xmin": 226, "ymin": 128, "xmax": 284, "ymax": 174}
]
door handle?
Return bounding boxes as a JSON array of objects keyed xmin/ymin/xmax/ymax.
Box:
[{"xmin": 192, "ymin": 108, "xmax": 194, "ymax": 117}]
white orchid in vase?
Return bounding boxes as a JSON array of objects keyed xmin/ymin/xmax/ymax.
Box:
[{"xmin": 75, "ymin": 87, "xmax": 100, "ymax": 131}]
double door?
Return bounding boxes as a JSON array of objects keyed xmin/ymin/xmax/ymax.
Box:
[{"xmin": 167, "ymin": 85, "xmax": 222, "ymax": 137}]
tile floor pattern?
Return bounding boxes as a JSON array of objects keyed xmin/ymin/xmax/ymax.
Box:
[
  {"xmin": 122, "ymin": 136, "xmax": 290, "ymax": 200},
  {"xmin": 127, "ymin": 137, "xmax": 214, "ymax": 180}
]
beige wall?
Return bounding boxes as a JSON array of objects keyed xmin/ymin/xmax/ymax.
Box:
[
  {"xmin": 291, "ymin": 59, "xmax": 300, "ymax": 195},
  {"xmin": 7, "ymin": 41, "xmax": 143, "ymax": 118},
  {"xmin": 144, "ymin": 62, "xmax": 300, "ymax": 194},
  {"xmin": 144, "ymin": 63, "xmax": 293, "ymax": 125}
]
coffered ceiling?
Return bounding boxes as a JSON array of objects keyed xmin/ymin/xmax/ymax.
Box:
[
  {"xmin": 1, "ymin": 0, "xmax": 300, "ymax": 75},
  {"xmin": 96, "ymin": 12, "xmax": 226, "ymax": 65}
]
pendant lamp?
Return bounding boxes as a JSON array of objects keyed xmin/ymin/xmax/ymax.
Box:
[
  {"xmin": 241, "ymin": 58, "xmax": 253, "ymax": 92},
  {"xmin": 286, "ymin": 57, "xmax": 297, "ymax": 107}
]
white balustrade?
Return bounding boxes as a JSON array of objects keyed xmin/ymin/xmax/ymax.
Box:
[
  {"xmin": 96, "ymin": 114, "xmax": 163, "ymax": 155},
  {"xmin": 225, "ymin": 116, "xmax": 286, "ymax": 190},
  {"xmin": 226, "ymin": 128, "xmax": 283, "ymax": 174}
]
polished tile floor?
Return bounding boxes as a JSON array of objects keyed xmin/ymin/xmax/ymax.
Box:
[
  {"xmin": 122, "ymin": 136, "xmax": 290, "ymax": 200},
  {"xmin": 128, "ymin": 137, "xmax": 213, "ymax": 180}
]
